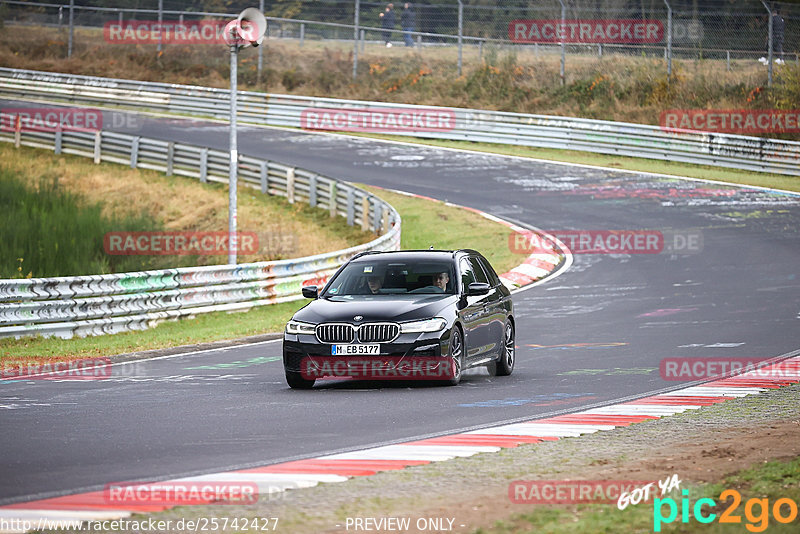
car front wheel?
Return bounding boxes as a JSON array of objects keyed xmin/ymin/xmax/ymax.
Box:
[
  {"xmin": 495, "ymin": 321, "xmax": 515, "ymax": 376},
  {"xmin": 286, "ymin": 370, "xmax": 315, "ymax": 389},
  {"xmin": 444, "ymin": 327, "xmax": 464, "ymax": 386}
]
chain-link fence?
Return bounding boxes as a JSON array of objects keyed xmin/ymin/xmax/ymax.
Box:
[{"xmin": 1, "ymin": 0, "xmax": 798, "ymax": 84}]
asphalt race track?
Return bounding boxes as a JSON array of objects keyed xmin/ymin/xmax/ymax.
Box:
[{"xmin": 1, "ymin": 102, "xmax": 799, "ymax": 504}]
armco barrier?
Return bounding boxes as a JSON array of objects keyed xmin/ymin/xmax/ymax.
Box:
[
  {"xmin": 1, "ymin": 67, "xmax": 799, "ymax": 176},
  {"xmin": 0, "ymin": 116, "xmax": 401, "ymax": 340}
]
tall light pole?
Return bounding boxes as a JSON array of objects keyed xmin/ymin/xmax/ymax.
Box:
[
  {"xmin": 225, "ymin": 9, "xmax": 267, "ymax": 265},
  {"xmin": 228, "ymin": 40, "xmax": 239, "ymax": 265},
  {"xmin": 353, "ymin": 0, "xmax": 360, "ymax": 80}
]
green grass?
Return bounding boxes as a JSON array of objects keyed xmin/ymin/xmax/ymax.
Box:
[
  {"xmin": 0, "ymin": 179, "xmax": 523, "ymax": 363},
  {"xmin": 479, "ymin": 457, "xmax": 800, "ymax": 533},
  {"xmin": 0, "ymin": 168, "xmax": 161, "ymax": 278},
  {"xmin": 0, "ymin": 301, "xmax": 303, "ymax": 362}
]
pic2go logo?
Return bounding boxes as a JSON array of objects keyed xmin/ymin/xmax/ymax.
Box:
[{"xmin": 653, "ymin": 489, "xmax": 798, "ymax": 532}]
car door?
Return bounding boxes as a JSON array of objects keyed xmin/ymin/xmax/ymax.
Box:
[
  {"xmin": 458, "ymin": 257, "xmax": 491, "ymax": 363},
  {"xmin": 475, "ymin": 255, "xmax": 507, "ymax": 358}
]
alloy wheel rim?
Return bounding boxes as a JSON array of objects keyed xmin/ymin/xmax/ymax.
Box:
[
  {"xmin": 451, "ymin": 331, "xmax": 463, "ymax": 379},
  {"xmin": 505, "ymin": 324, "xmax": 514, "ymax": 368}
]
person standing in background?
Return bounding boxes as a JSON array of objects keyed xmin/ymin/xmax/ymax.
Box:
[
  {"xmin": 380, "ymin": 3, "xmax": 396, "ymax": 47},
  {"xmin": 773, "ymin": 6, "xmax": 785, "ymax": 64},
  {"xmin": 401, "ymin": 3, "xmax": 415, "ymax": 47}
]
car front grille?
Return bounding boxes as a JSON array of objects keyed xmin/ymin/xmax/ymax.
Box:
[
  {"xmin": 315, "ymin": 322, "xmax": 400, "ymax": 343},
  {"xmin": 316, "ymin": 324, "xmax": 355, "ymax": 343},
  {"xmin": 358, "ymin": 323, "xmax": 400, "ymax": 343}
]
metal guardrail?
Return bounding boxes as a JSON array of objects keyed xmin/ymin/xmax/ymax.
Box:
[
  {"xmin": 1, "ymin": 67, "xmax": 798, "ymax": 177},
  {"xmin": 0, "ymin": 113, "xmax": 401, "ymax": 340}
]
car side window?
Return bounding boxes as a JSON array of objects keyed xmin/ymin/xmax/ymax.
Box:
[
  {"xmin": 467, "ymin": 257, "xmax": 489, "ymax": 284},
  {"xmin": 459, "ymin": 258, "xmax": 476, "ymax": 291},
  {"xmin": 476, "ymin": 256, "xmax": 501, "ymax": 287}
]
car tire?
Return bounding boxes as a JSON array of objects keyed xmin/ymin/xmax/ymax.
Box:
[
  {"xmin": 495, "ymin": 321, "xmax": 515, "ymax": 376},
  {"xmin": 285, "ymin": 371, "xmax": 315, "ymax": 389},
  {"xmin": 444, "ymin": 327, "xmax": 464, "ymax": 386}
]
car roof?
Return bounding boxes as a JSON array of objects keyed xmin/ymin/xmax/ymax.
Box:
[{"xmin": 349, "ymin": 249, "xmax": 480, "ymax": 263}]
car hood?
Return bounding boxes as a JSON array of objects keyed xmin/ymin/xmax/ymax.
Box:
[{"xmin": 293, "ymin": 294, "xmax": 458, "ymax": 324}]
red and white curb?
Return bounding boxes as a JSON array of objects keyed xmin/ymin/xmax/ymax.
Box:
[
  {"xmin": 371, "ymin": 187, "xmax": 567, "ymax": 290},
  {"xmin": 2, "ymin": 357, "xmax": 798, "ymax": 531}
]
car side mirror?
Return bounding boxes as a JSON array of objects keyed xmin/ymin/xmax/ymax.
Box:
[
  {"xmin": 301, "ymin": 286, "xmax": 318, "ymax": 299},
  {"xmin": 467, "ymin": 282, "xmax": 490, "ymax": 296}
]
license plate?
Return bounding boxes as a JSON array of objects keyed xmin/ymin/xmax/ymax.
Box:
[{"xmin": 332, "ymin": 344, "xmax": 380, "ymax": 355}]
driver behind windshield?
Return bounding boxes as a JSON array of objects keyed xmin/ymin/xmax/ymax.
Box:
[
  {"xmin": 432, "ymin": 271, "xmax": 449, "ymax": 292},
  {"xmin": 366, "ymin": 275, "xmax": 383, "ymax": 294}
]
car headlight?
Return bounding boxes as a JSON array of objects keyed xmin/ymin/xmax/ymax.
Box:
[
  {"xmin": 285, "ymin": 320, "xmax": 317, "ymax": 335},
  {"xmin": 400, "ymin": 317, "xmax": 447, "ymax": 333}
]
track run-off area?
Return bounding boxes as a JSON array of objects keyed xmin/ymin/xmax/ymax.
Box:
[{"xmin": 1, "ymin": 102, "xmax": 799, "ymax": 519}]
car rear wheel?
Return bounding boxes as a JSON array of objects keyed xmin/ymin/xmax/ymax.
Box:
[
  {"xmin": 285, "ymin": 370, "xmax": 315, "ymax": 389},
  {"xmin": 495, "ymin": 321, "xmax": 515, "ymax": 376},
  {"xmin": 444, "ymin": 327, "xmax": 464, "ymax": 386}
]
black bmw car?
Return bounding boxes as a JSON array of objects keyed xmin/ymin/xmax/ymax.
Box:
[{"xmin": 282, "ymin": 249, "xmax": 515, "ymax": 388}]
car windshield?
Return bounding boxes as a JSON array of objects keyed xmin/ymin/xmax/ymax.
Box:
[{"xmin": 322, "ymin": 259, "xmax": 456, "ymax": 297}]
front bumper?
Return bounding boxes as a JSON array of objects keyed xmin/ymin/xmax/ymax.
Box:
[{"xmin": 283, "ymin": 329, "xmax": 454, "ymax": 379}]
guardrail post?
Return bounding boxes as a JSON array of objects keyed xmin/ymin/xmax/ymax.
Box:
[
  {"xmin": 259, "ymin": 161, "xmax": 268, "ymax": 193},
  {"xmin": 59, "ymin": 6, "xmax": 63, "ymax": 29},
  {"xmin": 361, "ymin": 30, "xmax": 366, "ymax": 52},
  {"xmin": 200, "ymin": 147, "xmax": 208, "ymax": 182},
  {"xmin": 55, "ymin": 128, "xmax": 62, "ymax": 155},
  {"xmin": 361, "ymin": 196, "xmax": 369, "ymax": 231},
  {"xmin": 130, "ymin": 137, "xmax": 139, "ymax": 168},
  {"xmin": 309, "ymin": 174, "xmax": 317, "ymax": 207},
  {"xmin": 346, "ymin": 188, "xmax": 355, "ymax": 226},
  {"xmin": 287, "ymin": 167, "xmax": 295, "ymax": 204},
  {"xmin": 118, "ymin": 10, "xmax": 123, "ymax": 26},
  {"xmin": 166, "ymin": 142, "xmax": 174, "ymax": 176},
  {"xmin": 726, "ymin": 50, "xmax": 730, "ymax": 71},
  {"xmin": 93, "ymin": 131, "xmax": 102, "ymax": 164},
  {"xmin": 14, "ymin": 114, "xmax": 21, "ymax": 148},
  {"xmin": 300, "ymin": 23, "xmax": 305, "ymax": 46},
  {"xmin": 329, "ymin": 182, "xmax": 337, "ymax": 217},
  {"xmin": 381, "ymin": 208, "xmax": 389, "ymax": 234},
  {"xmin": 373, "ymin": 202, "xmax": 382, "ymax": 233}
]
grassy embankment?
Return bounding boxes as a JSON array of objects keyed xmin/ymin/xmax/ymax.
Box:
[{"xmin": 0, "ymin": 146, "xmax": 525, "ymax": 362}]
